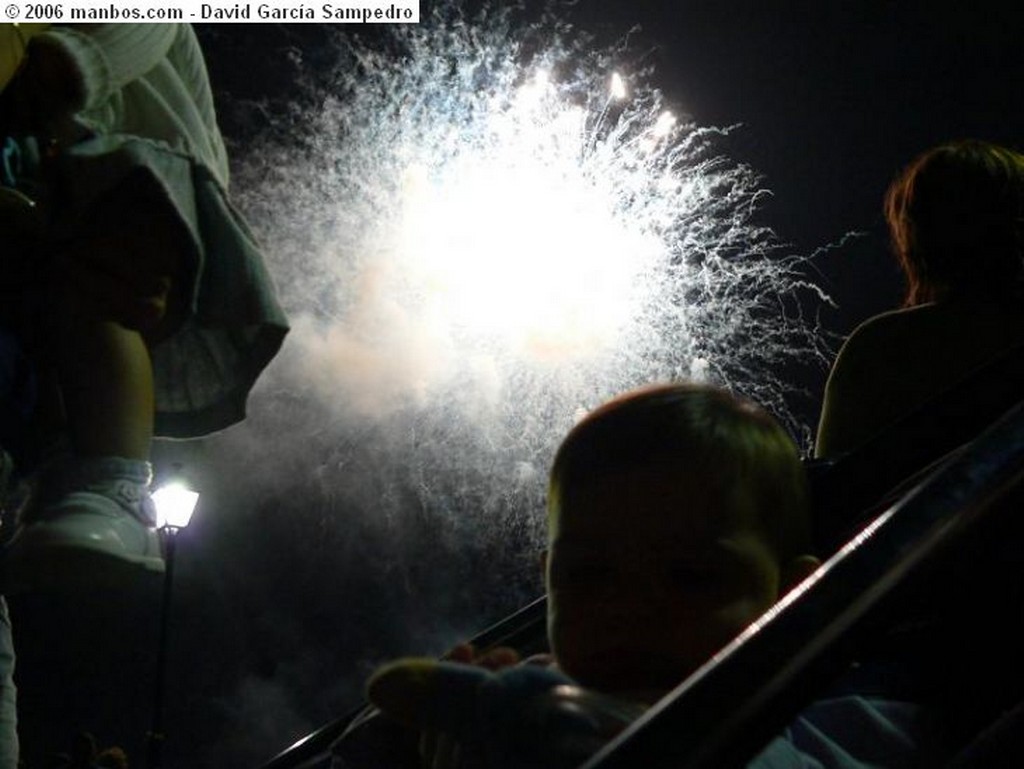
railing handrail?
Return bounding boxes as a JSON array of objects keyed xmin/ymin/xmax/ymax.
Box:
[{"xmin": 257, "ymin": 597, "xmax": 548, "ymax": 769}]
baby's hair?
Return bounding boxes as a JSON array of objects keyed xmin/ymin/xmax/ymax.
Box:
[
  {"xmin": 548, "ymin": 383, "xmax": 810, "ymax": 561},
  {"xmin": 885, "ymin": 139, "xmax": 1024, "ymax": 306}
]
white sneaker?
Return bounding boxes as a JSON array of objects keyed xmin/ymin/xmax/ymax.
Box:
[{"xmin": 3, "ymin": 456, "xmax": 164, "ymax": 593}]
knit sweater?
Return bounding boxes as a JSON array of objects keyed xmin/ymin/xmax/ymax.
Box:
[{"xmin": 29, "ymin": 24, "xmax": 229, "ymax": 187}]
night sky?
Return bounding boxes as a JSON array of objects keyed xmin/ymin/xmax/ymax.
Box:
[{"xmin": 8, "ymin": 3, "xmax": 1024, "ymax": 768}]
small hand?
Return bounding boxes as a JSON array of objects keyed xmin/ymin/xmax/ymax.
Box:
[
  {"xmin": 368, "ymin": 654, "xmax": 616, "ymax": 769},
  {"xmin": 5, "ymin": 37, "xmax": 82, "ymax": 144}
]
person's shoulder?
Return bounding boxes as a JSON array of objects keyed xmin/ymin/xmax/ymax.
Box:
[
  {"xmin": 845, "ymin": 303, "xmax": 940, "ymax": 343},
  {"xmin": 844, "ymin": 299, "xmax": 1024, "ymax": 358},
  {"xmin": 832, "ymin": 304, "xmax": 948, "ymax": 368}
]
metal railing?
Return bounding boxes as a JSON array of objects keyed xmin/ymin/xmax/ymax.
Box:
[{"xmin": 258, "ymin": 597, "xmax": 548, "ymax": 769}]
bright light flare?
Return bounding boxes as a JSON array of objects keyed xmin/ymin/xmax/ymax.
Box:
[
  {"xmin": 653, "ymin": 110, "xmax": 677, "ymax": 137},
  {"xmin": 610, "ymin": 72, "xmax": 627, "ymax": 99},
  {"xmin": 152, "ymin": 483, "xmax": 199, "ymax": 530},
  {"xmin": 395, "ymin": 90, "xmax": 661, "ymax": 357}
]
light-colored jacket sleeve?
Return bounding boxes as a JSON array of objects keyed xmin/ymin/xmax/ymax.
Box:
[
  {"xmin": 29, "ymin": 24, "xmax": 229, "ymax": 188},
  {"xmin": 31, "ymin": 24, "xmax": 179, "ymax": 112}
]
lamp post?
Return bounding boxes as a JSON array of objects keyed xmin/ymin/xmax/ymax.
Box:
[{"xmin": 147, "ymin": 482, "xmax": 199, "ymax": 769}]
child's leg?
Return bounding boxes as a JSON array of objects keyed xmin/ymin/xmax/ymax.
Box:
[
  {"xmin": 56, "ymin": 318, "xmax": 153, "ymax": 461},
  {"xmin": 53, "ymin": 171, "xmax": 186, "ymax": 462},
  {"xmin": 3, "ymin": 319, "xmax": 163, "ymax": 591},
  {"xmin": 4, "ymin": 173, "xmax": 189, "ymax": 591}
]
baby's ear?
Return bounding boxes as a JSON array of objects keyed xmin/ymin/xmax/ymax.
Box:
[{"xmin": 781, "ymin": 554, "xmax": 821, "ymax": 593}]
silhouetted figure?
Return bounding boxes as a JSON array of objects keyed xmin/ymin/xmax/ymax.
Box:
[{"xmin": 817, "ymin": 140, "xmax": 1024, "ymax": 457}]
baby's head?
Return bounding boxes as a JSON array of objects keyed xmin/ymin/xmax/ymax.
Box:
[{"xmin": 545, "ymin": 383, "xmax": 818, "ymax": 703}]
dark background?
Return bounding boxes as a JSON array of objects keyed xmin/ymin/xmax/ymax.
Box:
[{"xmin": 9, "ymin": 3, "xmax": 1024, "ymax": 768}]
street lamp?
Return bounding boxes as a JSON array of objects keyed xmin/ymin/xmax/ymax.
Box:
[
  {"xmin": 152, "ymin": 484, "xmax": 200, "ymax": 531},
  {"xmin": 147, "ymin": 481, "xmax": 199, "ymax": 769}
]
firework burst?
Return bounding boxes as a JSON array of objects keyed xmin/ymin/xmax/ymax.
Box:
[{"xmin": 228, "ymin": 6, "xmax": 828, "ymax": 568}]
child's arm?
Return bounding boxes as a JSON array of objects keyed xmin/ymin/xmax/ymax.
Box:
[
  {"xmin": 6, "ymin": 24, "xmax": 179, "ymax": 144},
  {"xmin": 29, "ymin": 25, "xmax": 179, "ymax": 112},
  {"xmin": 16, "ymin": 23, "xmax": 229, "ymax": 189}
]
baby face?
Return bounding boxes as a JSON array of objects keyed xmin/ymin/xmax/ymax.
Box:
[{"xmin": 546, "ymin": 462, "xmax": 782, "ymax": 703}]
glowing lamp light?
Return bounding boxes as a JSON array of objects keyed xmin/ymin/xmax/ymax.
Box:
[{"xmin": 152, "ymin": 483, "xmax": 199, "ymax": 531}]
